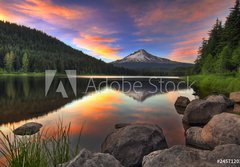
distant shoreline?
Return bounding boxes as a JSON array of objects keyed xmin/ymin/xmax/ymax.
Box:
[{"xmin": 0, "ymin": 73, "xmax": 185, "ymax": 78}]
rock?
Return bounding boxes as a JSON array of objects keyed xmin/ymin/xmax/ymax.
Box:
[
  {"xmin": 174, "ymin": 106, "xmax": 186, "ymax": 114},
  {"xmin": 174, "ymin": 96, "xmax": 190, "ymax": 108},
  {"xmin": 59, "ymin": 149, "xmax": 123, "ymax": 167},
  {"xmin": 101, "ymin": 124, "xmax": 168, "ymax": 167},
  {"xmin": 115, "ymin": 123, "xmax": 131, "ymax": 129},
  {"xmin": 186, "ymin": 127, "xmax": 211, "ymax": 150},
  {"xmin": 183, "ymin": 99, "xmax": 227, "ymax": 125},
  {"xmin": 233, "ymin": 103, "xmax": 240, "ymax": 113},
  {"xmin": 230, "ymin": 91, "xmax": 240, "ymax": 103},
  {"xmin": 186, "ymin": 113, "xmax": 240, "ymax": 149},
  {"xmin": 142, "ymin": 144, "xmax": 240, "ymax": 167},
  {"xmin": 206, "ymin": 95, "xmax": 234, "ymax": 107},
  {"xmin": 13, "ymin": 122, "xmax": 42, "ymax": 135}
]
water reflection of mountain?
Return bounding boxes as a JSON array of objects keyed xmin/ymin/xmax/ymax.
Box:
[
  {"xmin": 0, "ymin": 77, "xmax": 189, "ymax": 125},
  {"xmin": 109, "ymin": 78, "xmax": 189, "ymax": 102}
]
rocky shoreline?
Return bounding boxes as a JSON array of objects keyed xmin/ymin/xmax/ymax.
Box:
[{"xmin": 14, "ymin": 92, "xmax": 240, "ymax": 167}]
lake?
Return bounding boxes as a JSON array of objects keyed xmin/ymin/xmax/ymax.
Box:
[{"xmin": 0, "ymin": 76, "xmax": 197, "ymax": 151}]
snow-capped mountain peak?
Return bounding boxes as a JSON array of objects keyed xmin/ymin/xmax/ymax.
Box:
[
  {"xmin": 110, "ymin": 49, "xmax": 193, "ymax": 71},
  {"xmin": 114, "ymin": 49, "xmax": 170, "ymax": 63}
]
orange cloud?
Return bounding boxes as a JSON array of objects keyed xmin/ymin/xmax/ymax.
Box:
[
  {"xmin": 0, "ymin": 9, "xmax": 8, "ymax": 21},
  {"xmin": 73, "ymin": 33, "xmax": 121, "ymax": 61},
  {"xmin": 0, "ymin": 0, "xmax": 95, "ymax": 31},
  {"xmin": 170, "ymin": 30, "xmax": 209, "ymax": 62},
  {"xmin": 170, "ymin": 47, "xmax": 198, "ymax": 63},
  {"xmin": 14, "ymin": 0, "xmax": 90, "ymax": 21},
  {"xmin": 0, "ymin": 3, "xmax": 28, "ymax": 23}
]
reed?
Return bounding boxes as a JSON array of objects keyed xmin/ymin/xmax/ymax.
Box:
[{"xmin": 0, "ymin": 122, "xmax": 83, "ymax": 167}]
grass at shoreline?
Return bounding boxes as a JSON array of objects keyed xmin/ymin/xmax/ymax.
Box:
[
  {"xmin": 189, "ymin": 74, "xmax": 240, "ymax": 97},
  {"xmin": 0, "ymin": 123, "xmax": 83, "ymax": 167},
  {"xmin": 0, "ymin": 72, "xmax": 45, "ymax": 77}
]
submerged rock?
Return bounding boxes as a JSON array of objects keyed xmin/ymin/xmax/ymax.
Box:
[
  {"xmin": 13, "ymin": 122, "xmax": 42, "ymax": 135},
  {"xmin": 230, "ymin": 91, "xmax": 240, "ymax": 103},
  {"xmin": 186, "ymin": 113, "xmax": 240, "ymax": 149},
  {"xmin": 174, "ymin": 96, "xmax": 190, "ymax": 108},
  {"xmin": 60, "ymin": 149, "xmax": 123, "ymax": 167},
  {"xmin": 183, "ymin": 99, "xmax": 227, "ymax": 125},
  {"xmin": 101, "ymin": 123, "xmax": 168, "ymax": 167},
  {"xmin": 142, "ymin": 144, "xmax": 240, "ymax": 167}
]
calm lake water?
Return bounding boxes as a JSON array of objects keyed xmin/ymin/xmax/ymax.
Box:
[{"xmin": 0, "ymin": 76, "xmax": 197, "ymax": 152}]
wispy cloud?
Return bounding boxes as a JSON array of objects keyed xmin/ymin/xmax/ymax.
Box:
[
  {"xmin": 169, "ymin": 30, "xmax": 208, "ymax": 62},
  {"xmin": 73, "ymin": 33, "xmax": 121, "ymax": 61}
]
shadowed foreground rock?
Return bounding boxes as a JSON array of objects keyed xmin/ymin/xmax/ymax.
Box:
[
  {"xmin": 101, "ymin": 124, "xmax": 168, "ymax": 167},
  {"xmin": 186, "ymin": 113, "xmax": 240, "ymax": 149},
  {"xmin": 174, "ymin": 96, "xmax": 190, "ymax": 114},
  {"xmin": 13, "ymin": 122, "xmax": 42, "ymax": 135},
  {"xmin": 183, "ymin": 99, "xmax": 227, "ymax": 125},
  {"xmin": 60, "ymin": 149, "xmax": 123, "ymax": 167},
  {"xmin": 174, "ymin": 96, "xmax": 190, "ymax": 108},
  {"xmin": 142, "ymin": 144, "xmax": 240, "ymax": 167}
]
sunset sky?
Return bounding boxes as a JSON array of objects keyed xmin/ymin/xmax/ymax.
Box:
[{"xmin": 0, "ymin": 0, "xmax": 236, "ymax": 62}]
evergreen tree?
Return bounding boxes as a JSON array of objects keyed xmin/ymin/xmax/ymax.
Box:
[
  {"xmin": 194, "ymin": 1, "xmax": 240, "ymax": 74},
  {"xmin": 22, "ymin": 51, "xmax": 29, "ymax": 72},
  {"xmin": 231, "ymin": 43, "xmax": 240, "ymax": 71},
  {"xmin": 223, "ymin": 0, "xmax": 240, "ymax": 47},
  {"xmin": 4, "ymin": 51, "xmax": 14, "ymax": 72},
  {"xmin": 215, "ymin": 46, "xmax": 230, "ymax": 73},
  {"xmin": 201, "ymin": 53, "xmax": 213, "ymax": 74}
]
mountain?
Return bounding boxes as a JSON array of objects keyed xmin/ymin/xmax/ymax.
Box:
[
  {"xmin": 114, "ymin": 49, "xmax": 171, "ymax": 63},
  {"xmin": 0, "ymin": 21, "xmax": 135, "ymax": 75},
  {"xmin": 111, "ymin": 49, "xmax": 193, "ymax": 72}
]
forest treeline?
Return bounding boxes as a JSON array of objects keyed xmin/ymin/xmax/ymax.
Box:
[
  {"xmin": 0, "ymin": 21, "xmax": 136, "ymax": 75},
  {"xmin": 194, "ymin": 0, "xmax": 240, "ymax": 74}
]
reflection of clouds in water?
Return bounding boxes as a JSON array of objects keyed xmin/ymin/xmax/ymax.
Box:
[{"xmin": 0, "ymin": 87, "xmax": 196, "ymax": 151}]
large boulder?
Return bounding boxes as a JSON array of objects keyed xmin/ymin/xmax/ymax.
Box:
[
  {"xmin": 206, "ymin": 95, "xmax": 234, "ymax": 107},
  {"xmin": 13, "ymin": 122, "xmax": 42, "ymax": 135},
  {"xmin": 186, "ymin": 113, "xmax": 240, "ymax": 149},
  {"xmin": 174, "ymin": 96, "xmax": 190, "ymax": 108},
  {"xmin": 60, "ymin": 149, "xmax": 123, "ymax": 167},
  {"xmin": 142, "ymin": 144, "xmax": 240, "ymax": 167},
  {"xmin": 101, "ymin": 124, "xmax": 168, "ymax": 167},
  {"xmin": 230, "ymin": 91, "xmax": 240, "ymax": 103},
  {"xmin": 183, "ymin": 99, "xmax": 227, "ymax": 125}
]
